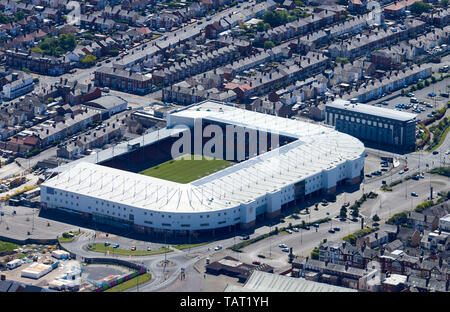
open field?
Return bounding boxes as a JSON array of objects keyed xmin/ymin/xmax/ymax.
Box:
[{"xmin": 139, "ymin": 154, "xmax": 234, "ymax": 183}]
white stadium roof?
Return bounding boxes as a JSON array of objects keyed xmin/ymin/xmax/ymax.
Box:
[{"xmin": 43, "ymin": 101, "xmax": 365, "ymax": 214}]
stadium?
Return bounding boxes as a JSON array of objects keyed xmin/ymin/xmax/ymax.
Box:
[{"xmin": 40, "ymin": 100, "xmax": 366, "ymax": 235}]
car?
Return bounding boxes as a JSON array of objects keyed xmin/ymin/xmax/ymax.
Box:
[
  {"xmin": 432, "ymin": 151, "xmax": 439, "ymax": 155},
  {"xmin": 427, "ymin": 113, "xmax": 434, "ymax": 117},
  {"xmin": 282, "ymin": 248, "xmax": 290, "ymax": 252},
  {"xmin": 411, "ymin": 192, "xmax": 418, "ymax": 197},
  {"xmin": 440, "ymin": 93, "xmax": 449, "ymax": 98},
  {"xmin": 131, "ymin": 246, "xmax": 136, "ymax": 251},
  {"xmin": 96, "ymin": 63, "xmax": 102, "ymax": 67},
  {"xmin": 321, "ymin": 202, "xmax": 328, "ymax": 206},
  {"xmin": 333, "ymin": 227, "xmax": 341, "ymax": 231},
  {"xmin": 113, "ymin": 243, "xmax": 119, "ymax": 248},
  {"xmin": 252, "ymin": 261, "xmax": 261, "ymax": 265},
  {"xmin": 412, "ymin": 175, "xmax": 420, "ymax": 180},
  {"xmin": 279, "ymin": 244, "xmax": 287, "ymax": 248},
  {"xmin": 404, "ymin": 167, "xmax": 409, "ymax": 171},
  {"xmin": 365, "ymin": 174, "xmax": 372, "ymax": 178},
  {"xmin": 292, "ymin": 227, "xmax": 299, "ymax": 232},
  {"xmin": 344, "ymin": 202, "xmax": 350, "ymax": 207},
  {"xmin": 428, "ymin": 92, "xmax": 436, "ymax": 97},
  {"xmin": 328, "ymin": 229, "xmax": 335, "ymax": 233},
  {"xmin": 381, "ymin": 101, "xmax": 388, "ymax": 105},
  {"xmin": 446, "ymin": 150, "xmax": 450, "ymax": 155},
  {"xmin": 214, "ymin": 245, "xmax": 222, "ymax": 251},
  {"xmin": 312, "ymin": 223, "xmax": 320, "ymax": 228},
  {"xmin": 104, "ymin": 242, "xmax": 110, "ymax": 246},
  {"xmin": 399, "ymin": 171, "xmax": 404, "ymax": 175},
  {"xmin": 407, "ymin": 93, "xmax": 414, "ymax": 97},
  {"xmin": 241, "ymin": 235, "xmax": 250, "ymax": 240},
  {"xmin": 147, "ymin": 246, "xmax": 151, "ymax": 251},
  {"xmin": 105, "ymin": 59, "xmax": 111, "ymax": 63},
  {"xmin": 304, "ymin": 226, "xmax": 310, "ymax": 230},
  {"xmin": 197, "ymin": 21, "xmax": 203, "ymax": 25}
]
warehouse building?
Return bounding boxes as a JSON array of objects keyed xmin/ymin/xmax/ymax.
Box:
[
  {"xmin": 325, "ymin": 99, "xmax": 417, "ymax": 152},
  {"xmin": 40, "ymin": 101, "xmax": 365, "ymax": 234}
]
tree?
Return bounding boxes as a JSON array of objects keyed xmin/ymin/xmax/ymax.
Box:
[
  {"xmin": 80, "ymin": 54, "xmax": 97, "ymax": 67},
  {"xmin": 263, "ymin": 40, "xmax": 275, "ymax": 49},
  {"xmin": 424, "ymin": 80, "xmax": 430, "ymax": 87},
  {"xmin": 410, "ymin": 2, "xmax": 431, "ymax": 15},
  {"xmin": 351, "ymin": 209, "xmax": 359, "ymax": 218},
  {"xmin": 339, "ymin": 207, "xmax": 347, "ymax": 220},
  {"xmin": 314, "ymin": 203, "xmax": 319, "ymax": 210},
  {"xmin": 440, "ymin": 0, "xmax": 449, "ymax": 7},
  {"xmin": 372, "ymin": 214, "xmax": 380, "ymax": 222},
  {"xmin": 14, "ymin": 11, "xmax": 26, "ymax": 22}
]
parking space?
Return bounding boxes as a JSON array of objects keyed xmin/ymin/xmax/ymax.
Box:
[{"xmin": 370, "ymin": 78, "xmax": 449, "ymax": 122}]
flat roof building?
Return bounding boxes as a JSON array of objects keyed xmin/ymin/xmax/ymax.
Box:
[{"xmin": 325, "ymin": 99, "xmax": 417, "ymax": 152}]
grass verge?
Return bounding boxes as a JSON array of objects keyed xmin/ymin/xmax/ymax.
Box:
[
  {"xmin": 87, "ymin": 243, "xmax": 172, "ymax": 256},
  {"xmin": 173, "ymin": 243, "xmax": 208, "ymax": 250},
  {"xmin": 104, "ymin": 273, "xmax": 151, "ymax": 292}
]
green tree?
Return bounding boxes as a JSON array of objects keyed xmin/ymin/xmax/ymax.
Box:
[
  {"xmin": 339, "ymin": 207, "xmax": 347, "ymax": 219},
  {"xmin": 0, "ymin": 13, "xmax": 10, "ymax": 24},
  {"xmin": 410, "ymin": 2, "xmax": 431, "ymax": 15},
  {"xmin": 372, "ymin": 214, "xmax": 380, "ymax": 222},
  {"xmin": 431, "ymin": 76, "xmax": 437, "ymax": 84},
  {"xmin": 80, "ymin": 54, "xmax": 97, "ymax": 66},
  {"xmin": 440, "ymin": 0, "xmax": 448, "ymax": 7},
  {"xmin": 14, "ymin": 11, "xmax": 26, "ymax": 22},
  {"xmin": 424, "ymin": 80, "xmax": 430, "ymax": 87},
  {"xmin": 263, "ymin": 40, "xmax": 275, "ymax": 49}
]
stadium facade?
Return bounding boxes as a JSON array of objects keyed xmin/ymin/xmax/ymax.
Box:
[{"xmin": 40, "ymin": 101, "xmax": 366, "ymax": 234}]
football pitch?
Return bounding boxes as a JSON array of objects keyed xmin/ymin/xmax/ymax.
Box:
[{"xmin": 139, "ymin": 155, "xmax": 234, "ymax": 184}]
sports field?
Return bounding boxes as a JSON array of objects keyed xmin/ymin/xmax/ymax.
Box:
[{"xmin": 139, "ymin": 154, "xmax": 234, "ymax": 183}]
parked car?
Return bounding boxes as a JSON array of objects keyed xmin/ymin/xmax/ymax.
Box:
[
  {"xmin": 282, "ymin": 248, "xmax": 290, "ymax": 252},
  {"xmin": 411, "ymin": 192, "xmax": 418, "ymax": 197},
  {"xmin": 312, "ymin": 223, "xmax": 319, "ymax": 228},
  {"xmin": 214, "ymin": 245, "xmax": 222, "ymax": 251},
  {"xmin": 241, "ymin": 235, "xmax": 250, "ymax": 240},
  {"xmin": 252, "ymin": 261, "xmax": 261, "ymax": 265},
  {"xmin": 333, "ymin": 227, "xmax": 341, "ymax": 231},
  {"xmin": 104, "ymin": 242, "xmax": 110, "ymax": 246},
  {"xmin": 147, "ymin": 246, "xmax": 151, "ymax": 251},
  {"xmin": 286, "ymin": 229, "xmax": 293, "ymax": 234},
  {"xmin": 328, "ymin": 229, "xmax": 335, "ymax": 233},
  {"xmin": 113, "ymin": 243, "xmax": 119, "ymax": 248},
  {"xmin": 404, "ymin": 167, "xmax": 409, "ymax": 171},
  {"xmin": 279, "ymin": 244, "xmax": 287, "ymax": 248},
  {"xmin": 432, "ymin": 151, "xmax": 439, "ymax": 155},
  {"xmin": 292, "ymin": 227, "xmax": 299, "ymax": 232},
  {"xmin": 131, "ymin": 246, "xmax": 136, "ymax": 251}
]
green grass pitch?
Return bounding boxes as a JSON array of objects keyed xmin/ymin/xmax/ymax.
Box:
[{"xmin": 139, "ymin": 154, "xmax": 234, "ymax": 184}]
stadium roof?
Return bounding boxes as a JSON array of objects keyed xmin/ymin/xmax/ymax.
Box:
[
  {"xmin": 224, "ymin": 271, "xmax": 358, "ymax": 292},
  {"xmin": 44, "ymin": 101, "xmax": 365, "ymax": 213}
]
